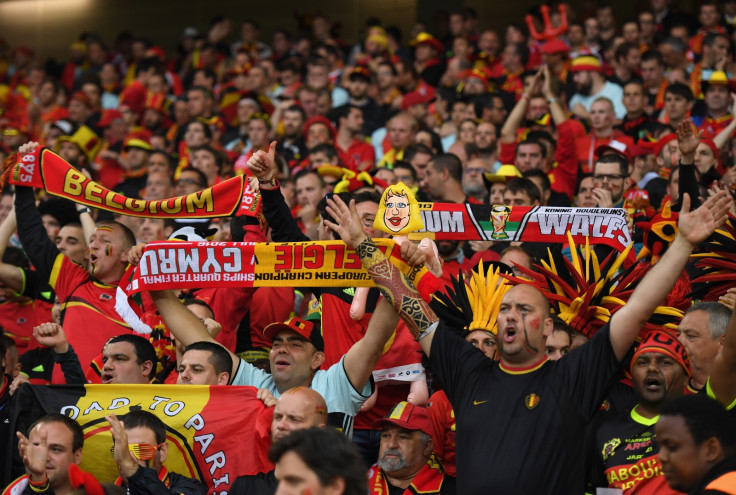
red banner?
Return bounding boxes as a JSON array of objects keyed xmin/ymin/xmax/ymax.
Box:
[
  {"xmin": 7, "ymin": 384, "xmax": 273, "ymax": 494},
  {"xmin": 7, "ymin": 148, "xmax": 259, "ymax": 217}
]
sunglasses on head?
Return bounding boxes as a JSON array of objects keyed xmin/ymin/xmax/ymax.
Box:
[{"xmin": 110, "ymin": 442, "xmax": 163, "ymax": 461}]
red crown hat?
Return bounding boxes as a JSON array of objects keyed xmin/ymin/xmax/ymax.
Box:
[
  {"xmin": 526, "ymin": 4, "xmax": 568, "ymax": 41},
  {"xmin": 372, "ymin": 401, "xmax": 434, "ymax": 437},
  {"xmin": 410, "ymin": 32, "xmax": 444, "ymax": 53}
]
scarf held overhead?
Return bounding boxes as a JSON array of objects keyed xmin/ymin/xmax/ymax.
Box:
[
  {"xmin": 5, "ymin": 147, "xmax": 259, "ymax": 217},
  {"xmin": 372, "ymin": 185, "xmax": 632, "ymax": 252},
  {"xmin": 119, "ymin": 239, "xmax": 437, "ymax": 325},
  {"xmin": 409, "ymin": 203, "xmax": 632, "ymax": 251}
]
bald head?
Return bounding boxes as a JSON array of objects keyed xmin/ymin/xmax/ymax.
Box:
[
  {"xmin": 504, "ymin": 284, "xmax": 551, "ymax": 316},
  {"xmin": 497, "ymin": 284, "xmax": 554, "ymax": 366},
  {"xmin": 272, "ymin": 387, "xmax": 328, "ymax": 442}
]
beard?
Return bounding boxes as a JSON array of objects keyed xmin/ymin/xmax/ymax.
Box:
[
  {"xmin": 576, "ymin": 79, "xmax": 593, "ymax": 96},
  {"xmin": 463, "ymin": 180, "xmax": 486, "ymax": 197},
  {"xmin": 378, "ymin": 449, "xmax": 409, "ymax": 472},
  {"xmin": 436, "ymin": 240, "xmax": 460, "ymax": 256}
]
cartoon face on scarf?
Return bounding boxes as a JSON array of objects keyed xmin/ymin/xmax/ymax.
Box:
[{"xmin": 374, "ymin": 183, "xmax": 424, "ymax": 235}]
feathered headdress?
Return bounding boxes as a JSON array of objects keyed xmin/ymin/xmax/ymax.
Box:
[
  {"xmin": 501, "ymin": 233, "xmax": 683, "ymax": 338},
  {"xmin": 430, "ymin": 262, "xmax": 512, "ymax": 336},
  {"xmin": 635, "ymin": 201, "xmax": 679, "ymax": 263},
  {"xmin": 690, "ymin": 213, "xmax": 736, "ymax": 301}
]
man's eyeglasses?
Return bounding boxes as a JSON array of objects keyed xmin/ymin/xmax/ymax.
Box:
[
  {"xmin": 465, "ymin": 168, "xmax": 486, "ymax": 175},
  {"xmin": 176, "ymin": 178, "xmax": 202, "ymax": 187},
  {"xmin": 110, "ymin": 442, "xmax": 163, "ymax": 461},
  {"xmin": 592, "ymin": 174, "xmax": 624, "ymax": 182}
]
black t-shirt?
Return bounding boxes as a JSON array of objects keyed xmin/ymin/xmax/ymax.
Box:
[
  {"xmin": 429, "ymin": 321, "xmax": 621, "ymax": 495},
  {"xmin": 229, "ymin": 471, "xmax": 277, "ymax": 495},
  {"xmin": 590, "ymin": 407, "xmax": 673, "ymax": 494}
]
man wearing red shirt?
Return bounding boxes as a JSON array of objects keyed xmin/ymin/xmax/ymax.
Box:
[
  {"xmin": 334, "ymin": 105, "xmax": 375, "ymax": 172},
  {"xmin": 575, "ymin": 98, "xmax": 634, "ymax": 173}
]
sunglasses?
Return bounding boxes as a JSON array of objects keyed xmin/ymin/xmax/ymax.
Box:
[{"xmin": 110, "ymin": 442, "xmax": 163, "ymax": 461}]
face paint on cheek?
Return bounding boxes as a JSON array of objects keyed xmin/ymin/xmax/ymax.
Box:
[
  {"xmin": 520, "ymin": 314, "xmax": 541, "ymax": 354},
  {"xmin": 106, "ymin": 245, "xmax": 112, "ymax": 257}
]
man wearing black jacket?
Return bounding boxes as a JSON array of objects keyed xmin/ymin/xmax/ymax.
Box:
[{"xmin": 107, "ymin": 410, "xmax": 206, "ymax": 495}]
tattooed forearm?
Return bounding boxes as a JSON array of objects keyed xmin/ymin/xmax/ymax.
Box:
[{"xmin": 354, "ymin": 238, "xmax": 438, "ymax": 339}]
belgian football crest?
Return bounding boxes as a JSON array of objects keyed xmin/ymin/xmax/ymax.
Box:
[{"xmin": 525, "ymin": 393, "xmax": 540, "ymax": 410}]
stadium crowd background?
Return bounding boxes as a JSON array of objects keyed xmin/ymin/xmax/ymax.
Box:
[{"xmin": 1, "ymin": 1, "xmax": 736, "ymax": 494}]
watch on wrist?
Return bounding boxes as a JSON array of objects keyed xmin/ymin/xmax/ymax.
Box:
[{"xmin": 77, "ymin": 207, "xmax": 91, "ymax": 215}]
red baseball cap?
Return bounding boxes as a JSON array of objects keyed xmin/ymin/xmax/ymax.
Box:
[
  {"xmin": 542, "ymin": 38, "xmax": 569, "ymax": 55},
  {"xmin": 373, "ymin": 401, "xmax": 434, "ymax": 437},
  {"xmin": 594, "ymin": 139, "xmax": 631, "ymax": 162},
  {"xmin": 653, "ymin": 133, "xmax": 677, "ymax": 158},
  {"xmin": 263, "ymin": 316, "xmax": 324, "ymax": 351},
  {"xmin": 98, "ymin": 109, "xmax": 124, "ymax": 128},
  {"xmin": 401, "ymin": 91, "xmax": 432, "ymax": 111}
]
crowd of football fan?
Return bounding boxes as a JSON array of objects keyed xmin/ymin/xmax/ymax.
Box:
[{"xmin": 2, "ymin": 1, "xmax": 736, "ymax": 494}]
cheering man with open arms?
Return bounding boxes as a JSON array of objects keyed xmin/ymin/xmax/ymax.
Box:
[
  {"xmin": 149, "ymin": 188, "xmax": 430, "ymax": 436},
  {"xmin": 325, "ymin": 191, "xmax": 733, "ymax": 494}
]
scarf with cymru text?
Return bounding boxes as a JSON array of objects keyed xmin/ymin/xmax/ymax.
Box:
[
  {"xmin": 4, "ymin": 147, "xmax": 259, "ymax": 217},
  {"xmin": 116, "ymin": 238, "xmax": 440, "ymax": 333}
]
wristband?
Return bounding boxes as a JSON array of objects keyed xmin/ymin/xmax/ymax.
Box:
[
  {"xmin": 258, "ymin": 177, "xmax": 278, "ymax": 189},
  {"xmin": 547, "ymin": 97, "xmax": 557, "ymax": 104},
  {"xmin": 77, "ymin": 207, "xmax": 91, "ymax": 215},
  {"xmin": 416, "ymin": 320, "xmax": 439, "ymax": 342}
]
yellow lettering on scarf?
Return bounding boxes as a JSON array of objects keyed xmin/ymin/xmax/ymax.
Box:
[{"xmin": 63, "ymin": 170, "xmax": 86, "ymax": 195}]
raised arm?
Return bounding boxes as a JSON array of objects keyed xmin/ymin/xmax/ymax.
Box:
[
  {"xmin": 325, "ymin": 195, "xmax": 438, "ymax": 358},
  {"xmin": 0, "ymin": 206, "xmax": 24, "ymax": 291},
  {"xmin": 708, "ymin": 288, "xmax": 736, "ymax": 406},
  {"xmin": 248, "ymin": 141, "xmax": 311, "ymax": 243},
  {"xmin": 500, "ymin": 68, "xmax": 542, "ymax": 143},
  {"xmin": 13, "ymin": 142, "xmax": 63, "ymax": 280},
  {"xmin": 677, "ymin": 121, "xmax": 704, "ymax": 209},
  {"xmin": 150, "ymin": 289, "xmax": 241, "ymax": 378},
  {"xmin": 543, "ymin": 66, "xmax": 567, "ymax": 127},
  {"xmin": 323, "ymin": 196, "xmax": 400, "ymax": 388},
  {"xmin": 712, "ymin": 94, "xmax": 736, "ymax": 150},
  {"xmin": 608, "ymin": 191, "xmax": 733, "ymax": 360}
]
